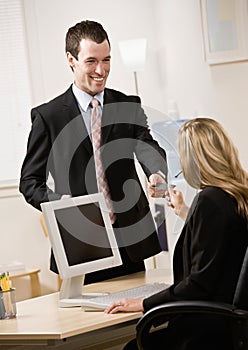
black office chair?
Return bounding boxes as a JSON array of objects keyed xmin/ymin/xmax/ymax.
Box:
[{"xmin": 136, "ymin": 247, "xmax": 248, "ymax": 350}]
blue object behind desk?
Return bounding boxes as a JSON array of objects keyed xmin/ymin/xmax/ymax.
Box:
[{"xmin": 151, "ymin": 119, "xmax": 188, "ymax": 182}]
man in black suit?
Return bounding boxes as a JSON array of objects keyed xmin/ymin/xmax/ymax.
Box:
[{"xmin": 19, "ymin": 20, "xmax": 168, "ymax": 283}]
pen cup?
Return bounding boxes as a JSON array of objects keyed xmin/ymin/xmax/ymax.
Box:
[{"xmin": 0, "ymin": 288, "xmax": 17, "ymax": 319}]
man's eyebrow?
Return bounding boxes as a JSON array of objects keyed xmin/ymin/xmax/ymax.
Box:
[
  {"xmin": 101, "ymin": 55, "xmax": 111, "ymax": 60},
  {"xmin": 84, "ymin": 56, "xmax": 96, "ymax": 60},
  {"xmin": 85, "ymin": 55, "xmax": 111, "ymax": 60}
]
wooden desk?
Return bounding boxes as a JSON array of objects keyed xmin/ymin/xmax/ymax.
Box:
[{"xmin": 0, "ymin": 269, "xmax": 172, "ymax": 350}]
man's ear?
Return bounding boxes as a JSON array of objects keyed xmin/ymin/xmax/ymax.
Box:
[{"xmin": 66, "ymin": 51, "xmax": 75, "ymax": 70}]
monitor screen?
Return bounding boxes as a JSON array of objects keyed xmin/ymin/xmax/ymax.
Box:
[
  {"xmin": 41, "ymin": 193, "xmax": 122, "ymax": 307},
  {"xmin": 54, "ymin": 204, "xmax": 113, "ymax": 267}
]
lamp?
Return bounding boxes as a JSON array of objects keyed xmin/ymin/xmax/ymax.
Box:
[
  {"xmin": 118, "ymin": 38, "xmax": 147, "ymax": 95},
  {"xmin": 118, "ymin": 38, "xmax": 149, "ymax": 203}
]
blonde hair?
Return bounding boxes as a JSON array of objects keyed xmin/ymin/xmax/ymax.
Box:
[{"xmin": 178, "ymin": 117, "xmax": 248, "ymax": 217}]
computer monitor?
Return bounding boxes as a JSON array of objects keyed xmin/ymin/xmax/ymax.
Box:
[{"xmin": 41, "ymin": 193, "xmax": 122, "ymax": 307}]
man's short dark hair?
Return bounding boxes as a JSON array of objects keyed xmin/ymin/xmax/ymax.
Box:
[{"xmin": 65, "ymin": 20, "xmax": 110, "ymax": 59}]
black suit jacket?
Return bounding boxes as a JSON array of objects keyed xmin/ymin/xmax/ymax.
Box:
[{"xmin": 20, "ymin": 85, "xmax": 168, "ymax": 264}]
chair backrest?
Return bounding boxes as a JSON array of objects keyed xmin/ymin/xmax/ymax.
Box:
[
  {"xmin": 40, "ymin": 214, "xmax": 49, "ymax": 237},
  {"xmin": 39, "ymin": 214, "xmax": 62, "ymax": 291},
  {"xmin": 233, "ymin": 246, "xmax": 248, "ymax": 310}
]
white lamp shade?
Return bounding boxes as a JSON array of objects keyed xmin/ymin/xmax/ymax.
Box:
[{"xmin": 118, "ymin": 38, "xmax": 147, "ymax": 72}]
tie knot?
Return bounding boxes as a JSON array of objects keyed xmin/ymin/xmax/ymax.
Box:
[{"xmin": 91, "ymin": 98, "xmax": 99, "ymax": 108}]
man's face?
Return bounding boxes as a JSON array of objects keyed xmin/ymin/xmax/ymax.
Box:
[{"xmin": 67, "ymin": 38, "xmax": 111, "ymax": 96}]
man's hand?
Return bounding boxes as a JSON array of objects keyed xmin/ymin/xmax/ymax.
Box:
[
  {"xmin": 148, "ymin": 173, "xmax": 166, "ymax": 198},
  {"xmin": 61, "ymin": 194, "xmax": 72, "ymax": 199}
]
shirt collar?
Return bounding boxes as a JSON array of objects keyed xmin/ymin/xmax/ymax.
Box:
[{"xmin": 72, "ymin": 83, "xmax": 104, "ymax": 111}]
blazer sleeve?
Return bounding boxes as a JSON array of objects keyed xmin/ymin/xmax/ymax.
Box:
[{"xmin": 19, "ymin": 108, "xmax": 61, "ymax": 210}]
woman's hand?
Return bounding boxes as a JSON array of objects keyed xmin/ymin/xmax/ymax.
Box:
[
  {"xmin": 165, "ymin": 186, "xmax": 189, "ymax": 221},
  {"xmin": 104, "ymin": 298, "xmax": 144, "ymax": 314}
]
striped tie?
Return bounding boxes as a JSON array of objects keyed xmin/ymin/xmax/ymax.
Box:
[{"xmin": 90, "ymin": 98, "xmax": 116, "ymax": 224}]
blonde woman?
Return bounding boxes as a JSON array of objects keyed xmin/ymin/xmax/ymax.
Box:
[{"xmin": 105, "ymin": 118, "xmax": 248, "ymax": 350}]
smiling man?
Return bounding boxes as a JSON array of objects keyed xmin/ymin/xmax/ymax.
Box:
[{"xmin": 19, "ymin": 20, "xmax": 168, "ymax": 284}]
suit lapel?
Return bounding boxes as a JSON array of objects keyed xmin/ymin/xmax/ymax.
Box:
[
  {"xmin": 61, "ymin": 87, "xmax": 118, "ymax": 151},
  {"xmin": 101, "ymin": 89, "xmax": 117, "ymax": 145},
  {"xmin": 62, "ymin": 86, "xmax": 92, "ymax": 154}
]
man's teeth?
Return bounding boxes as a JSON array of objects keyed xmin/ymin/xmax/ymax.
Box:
[{"xmin": 93, "ymin": 77, "xmax": 103, "ymax": 81}]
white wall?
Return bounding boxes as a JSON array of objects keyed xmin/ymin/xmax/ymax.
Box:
[
  {"xmin": 153, "ymin": 0, "xmax": 248, "ymax": 169},
  {"xmin": 1, "ymin": 0, "xmax": 247, "ymax": 300},
  {"xmin": 0, "ymin": 187, "xmax": 57, "ymax": 300},
  {"xmin": 23, "ymin": 0, "xmax": 163, "ymax": 109},
  {"xmin": 210, "ymin": 63, "xmax": 248, "ymax": 168}
]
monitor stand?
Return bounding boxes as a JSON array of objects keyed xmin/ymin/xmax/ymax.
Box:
[{"xmin": 58, "ymin": 275, "xmax": 108, "ymax": 308}]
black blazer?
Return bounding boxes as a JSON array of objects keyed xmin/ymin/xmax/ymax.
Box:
[
  {"xmin": 19, "ymin": 85, "xmax": 168, "ymax": 263},
  {"xmin": 144, "ymin": 187, "xmax": 248, "ymax": 309},
  {"xmin": 142, "ymin": 187, "xmax": 248, "ymax": 348}
]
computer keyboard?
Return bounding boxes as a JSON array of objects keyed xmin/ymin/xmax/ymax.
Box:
[{"xmin": 81, "ymin": 282, "xmax": 169, "ymax": 310}]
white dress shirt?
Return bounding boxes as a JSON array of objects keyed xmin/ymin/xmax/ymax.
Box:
[{"xmin": 72, "ymin": 83, "xmax": 104, "ymax": 140}]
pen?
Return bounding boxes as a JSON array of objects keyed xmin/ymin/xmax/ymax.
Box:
[
  {"xmin": 0, "ymin": 272, "xmax": 11, "ymax": 291},
  {"xmin": 6, "ymin": 272, "xmax": 11, "ymax": 290},
  {"xmin": 174, "ymin": 170, "xmax": 182, "ymax": 178},
  {"xmin": 0, "ymin": 293, "xmax": 6, "ymax": 319}
]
